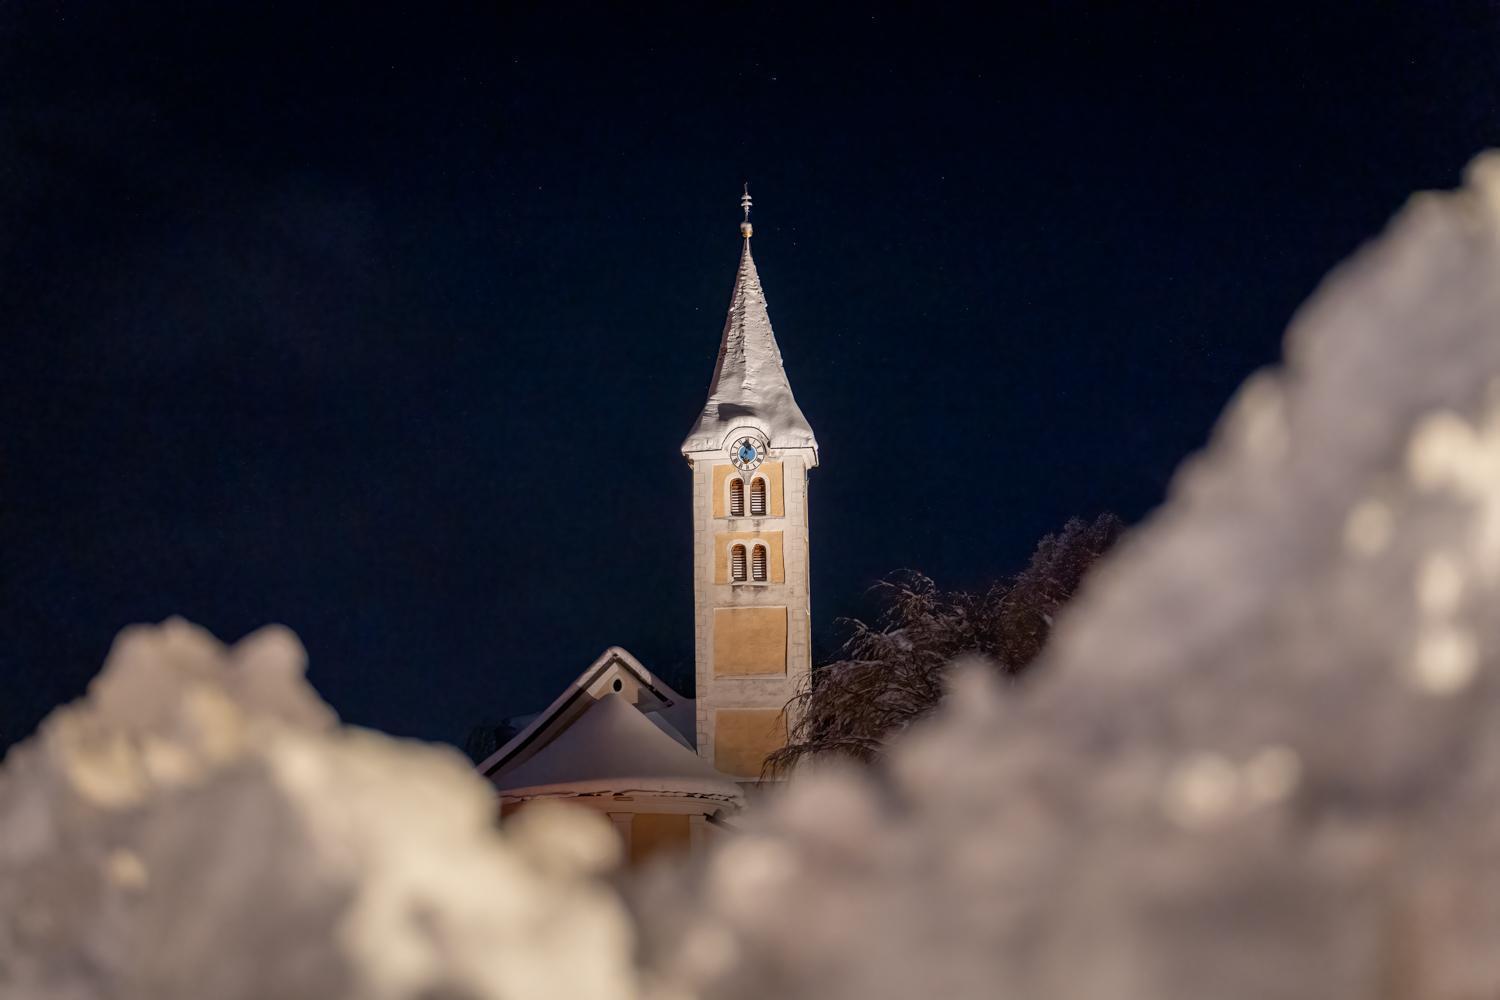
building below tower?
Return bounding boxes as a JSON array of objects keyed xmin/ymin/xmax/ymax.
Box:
[{"xmin": 479, "ymin": 192, "xmax": 818, "ymax": 862}]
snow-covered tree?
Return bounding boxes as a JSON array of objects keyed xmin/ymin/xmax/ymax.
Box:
[{"xmin": 767, "ymin": 513, "xmax": 1123, "ymax": 772}]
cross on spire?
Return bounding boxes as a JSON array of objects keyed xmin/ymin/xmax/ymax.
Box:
[{"xmin": 740, "ymin": 184, "xmax": 753, "ymax": 238}]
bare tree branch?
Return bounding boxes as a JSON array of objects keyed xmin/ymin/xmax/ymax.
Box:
[{"xmin": 765, "ymin": 514, "xmax": 1125, "ymax": 777}]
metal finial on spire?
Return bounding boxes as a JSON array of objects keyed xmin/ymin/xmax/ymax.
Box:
[{"xmin": 740, "ymin": 184, "xmax": 753, "ymax": 239}]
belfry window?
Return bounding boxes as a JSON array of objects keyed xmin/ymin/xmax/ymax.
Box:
[
  {"xmin": 731, "ymin": 544, "xmax": 748, "ymax": 582},
  {"xmin": 729, "ymin": 478, "xmax": 745, "ymax": 517},
  {"xmin": 751, "ymin": 544, "xmax": 768, "ymax": 582},
  {"xmin": 749, "ymin": 477, "xmax": 767, "ymax": 516}
]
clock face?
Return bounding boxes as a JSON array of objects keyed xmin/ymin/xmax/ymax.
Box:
[{"xmin": 730, "ymin": 436, "xmax": 765, "ymax": 471}]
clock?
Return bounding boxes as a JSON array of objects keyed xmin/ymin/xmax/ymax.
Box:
[{"xmin": 730, "ymin": 435, "xmax": 765, "ymax": 472}]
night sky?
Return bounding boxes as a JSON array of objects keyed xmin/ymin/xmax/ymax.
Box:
[{"xmin": 3, "ymin": 4, "xmax": 1498, "ymax": 752}]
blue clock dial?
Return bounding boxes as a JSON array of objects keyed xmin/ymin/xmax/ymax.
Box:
[{"xmin": 730, "ymin": 436, "xmax": 766, "ymax": 471}]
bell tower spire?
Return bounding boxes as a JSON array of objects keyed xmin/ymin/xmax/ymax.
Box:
[
  {"xmin": 681, "ymin": 189, "xmax": 818, "ymax": 780},
  {"xmin": 682, "ymin": 190, "xmax": 817, "ymax": 458}
]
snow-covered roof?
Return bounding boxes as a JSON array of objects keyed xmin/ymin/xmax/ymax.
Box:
[
  {"xmin": 681, "ymin": 235, "xmax": 818, "ymax": 458},
  {"xmin": 647, "ymin": 697, "xmax": 697, "ymax": 751},
  {"xmin": 477, "ymin": 646, "xmax": 694, "ymax": 779},
  {"xmin": 493, "ymin": 694, "xmax": 742, "ymax": 801}
]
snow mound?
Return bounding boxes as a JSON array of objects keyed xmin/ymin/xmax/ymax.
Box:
[
  {"xmin": 0, "ymin": 618, "xmax": 635, "ymax": 1000},
  {"xmin": 638, "ymin": 153, "xmax": 1500, "ymax": 1000}
]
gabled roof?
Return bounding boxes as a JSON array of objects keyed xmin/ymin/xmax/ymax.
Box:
[
  {"xmin": 681, "ymin": 235, "xmax": 818, "ymax": 458},
  {"xmin": 477, "ymin": 646, "xmax": 692, "ymax": 780},
  {"xmin": 492, "ymin": 694, "xmax": 741, "ymax": 801}
]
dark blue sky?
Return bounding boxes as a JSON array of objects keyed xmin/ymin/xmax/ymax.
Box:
[{"xmin": 3, "ymin": 4, "xmax": 1498, "ymax": 751}]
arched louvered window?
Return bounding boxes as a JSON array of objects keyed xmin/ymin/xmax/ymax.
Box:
[
  {"xmin": 749, "ymin": 477, "xmax": 767, "ymax": 516},
  {"xmin": 731, "ymin": 544, "xmax": 748, "ymax": 582},
  {"xmin": 751, "ymin": 544, "xmax": 768, "ymax": 582},
  {"xmin": 729, "ymin": 478, "xmax": 745, "ymax": 517}
]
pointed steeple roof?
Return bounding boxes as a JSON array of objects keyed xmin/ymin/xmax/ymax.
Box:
[{"xmin": 682, "ymin": 190, "xmax": 818, "ymax": 458}]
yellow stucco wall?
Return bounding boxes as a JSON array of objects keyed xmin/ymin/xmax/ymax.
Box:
[
  {"xmin": 761, "ymin": 461, "xmax": 786, "ymax": 517},
  {"xmin": 713, "ymin": 606, "xmax": 788, "ymax": 676},
  {"xmin": 714, "ymin": 708, "xmax": 788, "ymax": 778},
  {"xmin": 630, "ymin": 813, "xmax": 691, "ymax": 865},
  {"xmin": 713, "ymin": 530, "xmax": 785, "ymax": 584},
  {"xmin": 711, "ymin": 461, "xmax": 785, "ymax": 518}
]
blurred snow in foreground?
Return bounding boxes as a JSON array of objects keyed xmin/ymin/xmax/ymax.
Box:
[
  {"xmin": 6, "ymin": 154, "xmax": 1500, "ymax": 999},
  {"xmin": 642, "ymin": 154, "xmax": 1500, "ymax": 1000},
  {"xmin": 0, "ymin": 620, "xmax": 635, "ymax": 1000}
]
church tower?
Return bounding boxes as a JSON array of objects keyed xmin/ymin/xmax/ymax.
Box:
[{"xmin": 682, "ymin": 189, "xmax": 818, "ymax": 779}]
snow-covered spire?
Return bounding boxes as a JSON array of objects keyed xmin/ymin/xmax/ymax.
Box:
[{"xmin": 681, "ymin": 190, "xmax": 818, "ymax": 459}]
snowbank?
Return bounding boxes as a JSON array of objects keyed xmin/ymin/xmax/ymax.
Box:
[
  {"xmin": 638, "ymin": 154, "xmax": 1500, "ymax": 1000},
  {"xmin": 0, "ymin": 619, "xmax": 635, "ymax": 1000}
]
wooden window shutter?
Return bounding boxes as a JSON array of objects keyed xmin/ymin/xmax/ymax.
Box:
[{"xmin": 730, "ymin": 478, "xmax": 745, "ymax": 517}]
